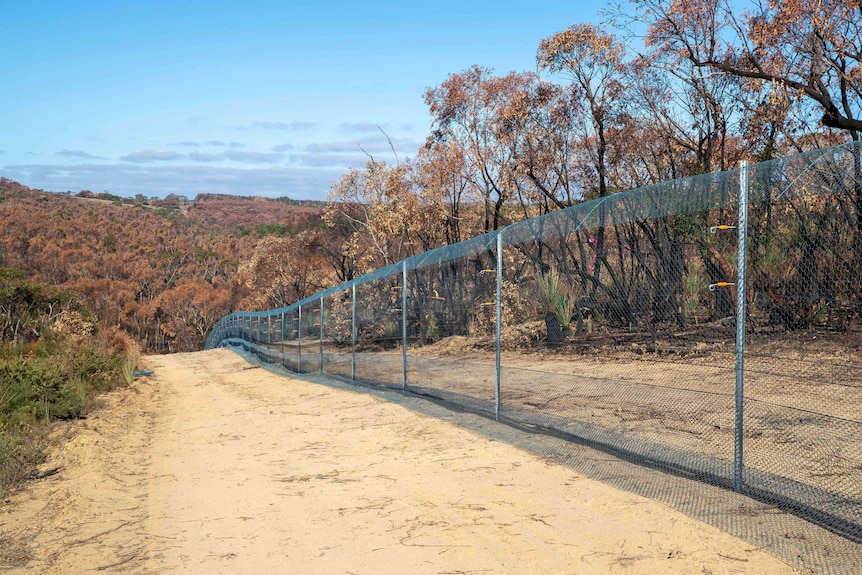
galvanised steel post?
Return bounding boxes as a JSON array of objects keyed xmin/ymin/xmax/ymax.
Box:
[
  {"xmin": 298, "ymin": 305, "xmax": 303, "ymax": 373},
  {"xmin": 734, "ymin": 160, "xmax": 749, "ymax": 493},
  {"xmin": 280, "ymin": 311, "xmax": 285, "ymax": 368},
  {"xmin": 495, "ymin": 231, "xmax": 503, "ymax": 422},
  {"xmin": 267, "ymin": 315, "xmax": 272, "ymax": 362},
  {"xmin": 254, "ymin": 316, "xmax": 259, "ymax": 358},
  {"xmin": 319, "ymin": 295, "xmax": 324, "ymax": 372},
  {"xmin": 402, "ymin": 260, "xmax": 408, "ymax": 390},
  {"xmin": 351, "ymin": 284, "xmax": 357, "ymax": 381}
]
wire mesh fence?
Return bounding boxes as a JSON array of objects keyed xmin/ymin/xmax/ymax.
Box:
[{"xmin": 207, "ymin": 141, "xmax": 862, "ymax": 568}]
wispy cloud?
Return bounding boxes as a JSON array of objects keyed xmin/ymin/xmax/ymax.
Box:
[
  {"xmin": 293, "ymin": 153, "xmax": 369, "ymax": 168},
  {"xmin": 169, "ymin": 140, "xmax": 246, "ymax": 149},
  {"xmin": 119, "ymin": 150, "xmax": 184, "ymax": 163},
  {"xmin": 187, "ymin": 151, "xmax": 223, "ymax": 162},
  {"xmin": 338, "ymin": 122, "xmax": 384, "ymax": 134},
  {"xmin": 243, "ymin": 121, "xmax": 317, "ymax": 131},
  {"xmin": 224, "ymin": 150, "xmax": 284, "ymax": 164},
  {"xmin": 304, "ymin": 135, "xmax": 422, "ymax": 155},
  {"xmin": 272, "ymin": 143, "xmax": 294, "ymax": 152},
  {"xmin": 304, "ymin": 141, "xmax": 365, "ymax": 154},
  {"xmin": 56, "ymin": 149, "xmax": 105, "ymax": 159}
]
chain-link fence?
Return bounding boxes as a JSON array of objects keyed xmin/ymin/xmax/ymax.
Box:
[{"xmin": 207, "ymin": 141, "xmax": 862, "ymax": 567}]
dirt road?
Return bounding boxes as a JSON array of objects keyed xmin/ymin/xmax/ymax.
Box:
[{"xmin": 0, "ymin": 349, "xmax": 806, "ymax": 574}]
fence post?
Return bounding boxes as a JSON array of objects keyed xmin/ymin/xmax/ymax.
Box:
[
  {"xmin": 280, "ymin": 311, "xmax": 285, "ymax": 368},
  {"xmin": 734, "ymin": 160, "xmax": 749, "ymax": 493},
  {"xmin": 351, "ymin": 284, "xmax": 357, "ymax": 381},
  {"xmin": 319, "ymin": 295, "xmax": 324, "ymax": 372},
  {"xmin": 495, "ymin": 230, "xmax": 503, "ymax": 422},
  {"xmin": 298, "ymin": 305, "xmax": 303, "ymax": 373},
  {"xmin": 402, "ymin": 260, "xmax": 408, "ymax": 390},
  {"xmin": 254, "ymin": 316, "xmax": 259, "ymax": 358}
]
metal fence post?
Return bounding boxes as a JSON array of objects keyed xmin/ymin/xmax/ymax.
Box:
[
  {"xmin": 734, "ymin": 160, "xmax": 749, "ymax": 493},
  {"xmin": 319, "ymin": 295, "xmax": 324, "ymax": 372},
  {"xmin": 351, "ymin": 284, "xmax": 357, "ymax": 381},
  {"xmin": 298, "ymin": 305, "xmax": 303, "ymax": 373},
  {"xmin": 402, "ymin": 260, "xmax": 408, "ymax": 390},
  {"xmin": 495, "ymin": 230, "xmax": 503, "ymax": 422},
  {"xmin": 280, "ymin": 311, "xmax": 285, "ymax": 367}
]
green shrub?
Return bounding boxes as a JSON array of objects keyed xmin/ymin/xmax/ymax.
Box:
[
  {"xmin": 0, "ymin": 356, "xmax": 87, "ymax": 425},
  {"xmin": 536, "ymin": 268, "xmax": 575, "ymax": 330},
  {"xmin": 0, "ymin": 430, "xmax": 46, "ymax": 496},
  {"xmin": 68, "ymin": 344, "xmax": 119, "ymax": 393},
  {"xmin": 0, "ymin": 273, "xmax": 129, "ymax": 496}
]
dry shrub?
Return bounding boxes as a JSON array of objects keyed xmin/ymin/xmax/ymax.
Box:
[{"xmin": 50, "ymin": 309, "xmax": 95, "ymax": 338}]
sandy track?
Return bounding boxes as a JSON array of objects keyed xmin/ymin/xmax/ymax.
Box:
[{"xmin": 0, "ymin": 348, "xmax": 806, "ymax": 574}]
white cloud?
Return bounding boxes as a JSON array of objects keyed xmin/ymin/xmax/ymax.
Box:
[
  {"xmin": 187, "ymin": 151, "xmax": 223, "ymax": 162},
  {"xmin": 56, "ymin": 149, "xmax": 105, "ymax": 159},
  {"xmin": 338, "ymin": 122, "xmax": 383, "ymax": 133},
  {"xmin": 244, "ymin": 121, "xmax": 317, "ymax": 131},
  {"xmin": 224, "ymin": 150, "xmax": 284, "ymax": 164},
  {"xmin": 304, "ymin": 135, "xmax": 423, "ymax": 155},
  {"xmin": 119, "ymin": 150, "xmax": 184, "ymax": 163},
  {"xmin": 293, "ymin": 153, "xmax": 369, "ymax": 168},
  {"xmin": 305, "ymin": 141, "xmax": 365, "ymax": 154}
]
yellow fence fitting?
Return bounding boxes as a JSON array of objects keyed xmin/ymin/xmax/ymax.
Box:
[
  {"xmin": 709, "ymin": 224, "xmax": 737, "ymax": 234},
  {"xmin": 708, "ymin": 281, "xmax": 736, "ymax": 292}
]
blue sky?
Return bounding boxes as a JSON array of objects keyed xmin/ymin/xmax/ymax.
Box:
[{"xmin": 2, "ymin": 1, "xmax": 607, "ymax": 200}]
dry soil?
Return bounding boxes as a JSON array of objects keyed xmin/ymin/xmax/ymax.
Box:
[{"xmin": 0, "ymin": 348, "xmax": 808, "ymax": 574}]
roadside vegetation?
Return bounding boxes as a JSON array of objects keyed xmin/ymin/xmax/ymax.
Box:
[{"xmin": 0, "ymin": 267, "xmax": 135, "ymax": 497}]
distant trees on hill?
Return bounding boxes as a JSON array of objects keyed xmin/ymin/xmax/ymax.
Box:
[{"xmin": 0, "ymin": 179, "xmax": 330, "ymax": 353}]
